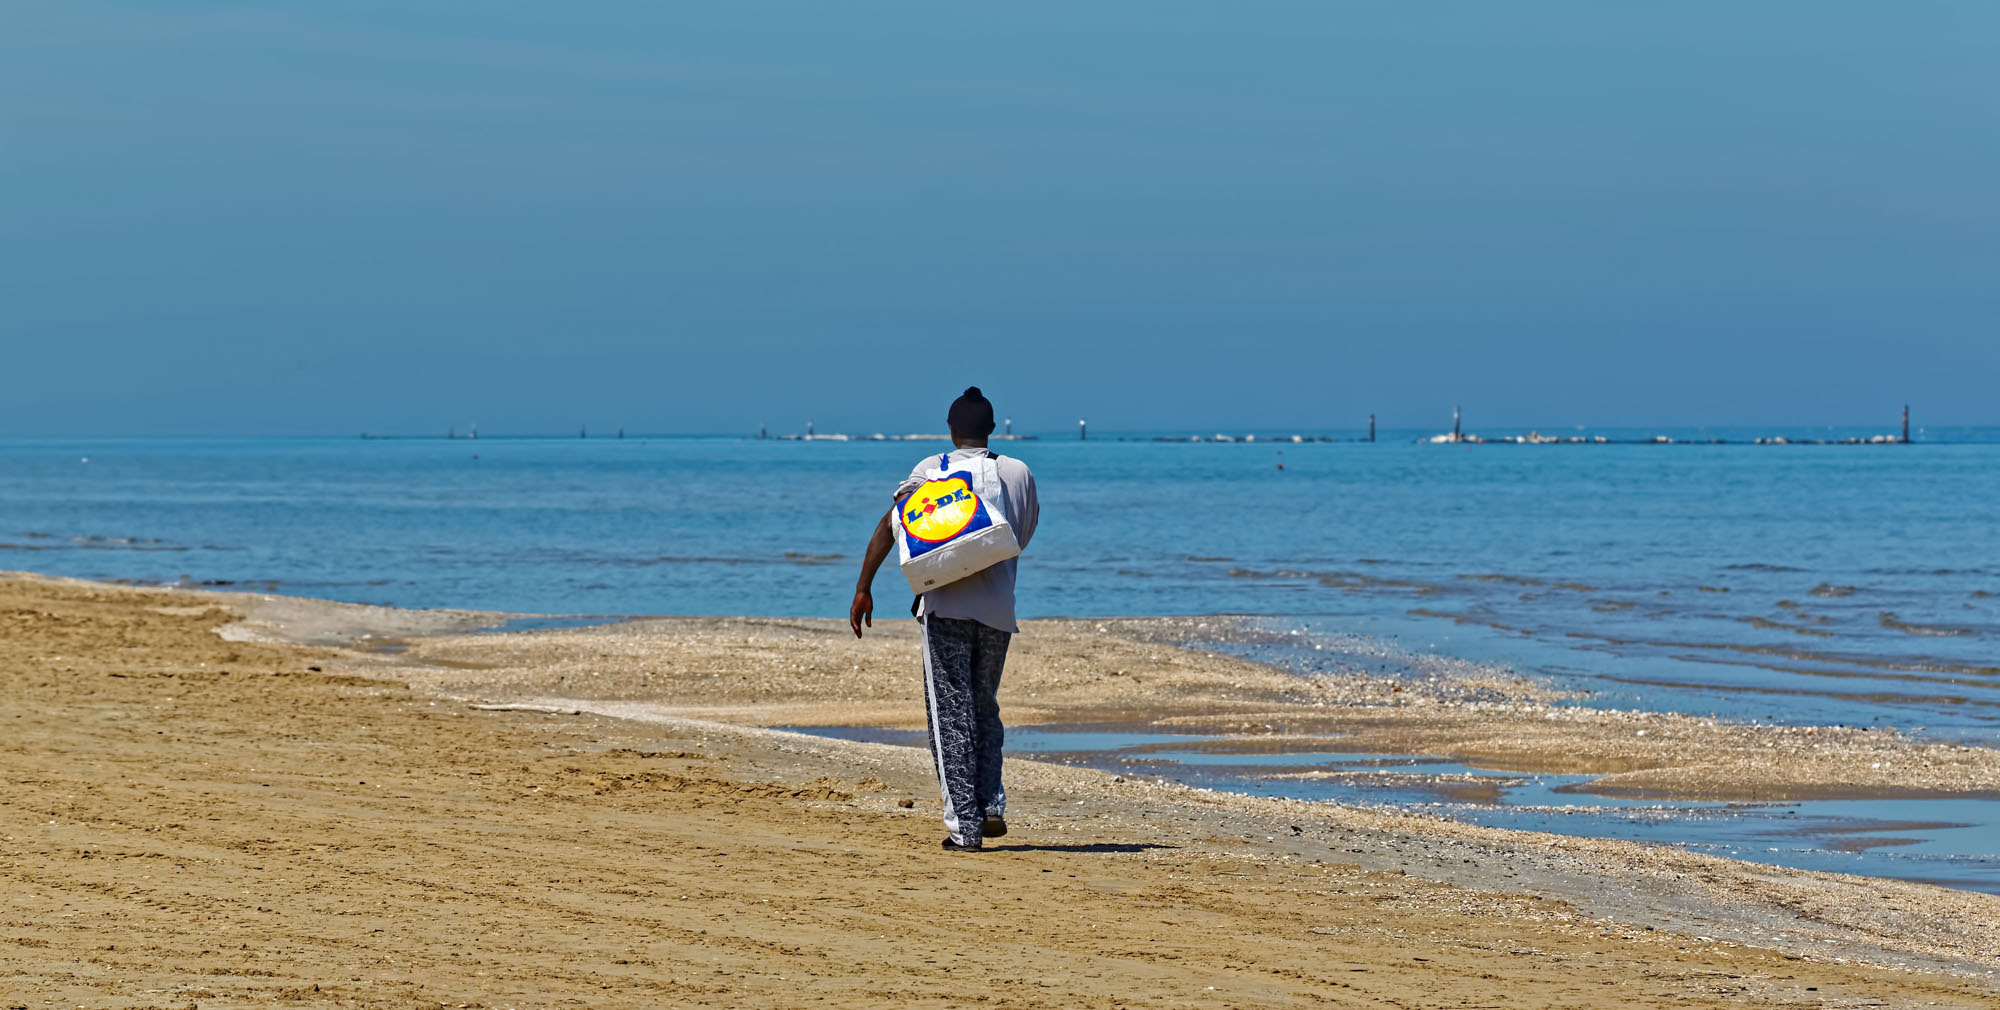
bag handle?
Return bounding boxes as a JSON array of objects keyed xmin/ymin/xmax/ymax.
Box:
[{"xmin": 930, "ymin": 449, "xmax": 999, "ymax": 477}]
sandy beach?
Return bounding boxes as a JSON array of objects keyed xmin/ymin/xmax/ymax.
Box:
[{"xmin": 5, "ymin": 571, "xmax": 1998, "ymax": 1008}]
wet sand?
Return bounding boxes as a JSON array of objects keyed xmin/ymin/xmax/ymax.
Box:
[
  {"xmin": 366, "ymin": 611, "xmax": 2000, "ymax": 804},
  {"xmin": 4, "ymin": 572, "xmax": 1999, "ymax": 1008}
]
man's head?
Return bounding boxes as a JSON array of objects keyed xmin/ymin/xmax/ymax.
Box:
[{"xmin": 947, "ymin": 386, "xmax": 996, "ymax": 444}]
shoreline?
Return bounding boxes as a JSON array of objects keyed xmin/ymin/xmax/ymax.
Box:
[
  {"xmin": 346, "ymin": 607, "xmax": 2000, "ymax": 804},
  {"xmin": 28, "ymin": 568, "xmax": 2000, "ymax": 820},
  {"xmin": 4, "ymin": 571, "xmax": 1999, "ymax": 1006},
  {"xmin": 101, "ymin": 570, "xmax": 2000, "ymax": 859},
  {"xmin": 43, "ymin": 552, "xmax": 2000, "ymax": 747}
]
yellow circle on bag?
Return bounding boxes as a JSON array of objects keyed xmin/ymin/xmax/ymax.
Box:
[{"xmin": 901, "ymin": 477, "xmax": 979, "ymax": 543}]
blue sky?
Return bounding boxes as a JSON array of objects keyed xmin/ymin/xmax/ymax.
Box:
[{"xmin": 3, "ymin": 2, "xmax": 1995, "ymax": 435}]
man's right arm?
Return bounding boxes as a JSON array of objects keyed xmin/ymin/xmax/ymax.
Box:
[
  {"xmin": 849, "ymin": 505, "xmax": 900, "ymax": 638},
  {"xmin": 854, "ymin": 460, "xmax": 926, "ymax": 637}
]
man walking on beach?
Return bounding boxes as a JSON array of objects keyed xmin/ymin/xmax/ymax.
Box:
[{"xmin": 850, "ymin": 387, "xmax": 1039, "ymax": 852}]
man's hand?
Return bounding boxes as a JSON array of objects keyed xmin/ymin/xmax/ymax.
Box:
[{"xmin": 849, "ymin": 588, "xmax": 874, "ymax": 638}]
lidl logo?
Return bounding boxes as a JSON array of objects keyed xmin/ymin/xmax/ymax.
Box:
[{"xmin": 901, "ymin": 477, "xmax": 980, "ymax": 543}]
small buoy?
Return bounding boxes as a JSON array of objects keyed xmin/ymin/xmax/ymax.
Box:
[{"xmin": 1276, "ymin": 463, "xmax": 1284, "ymax": 470}]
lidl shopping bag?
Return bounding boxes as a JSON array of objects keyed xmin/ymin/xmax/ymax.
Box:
[{"xmin": 896, "ymin": 453, "xmax": 1021, "ymax": 594}]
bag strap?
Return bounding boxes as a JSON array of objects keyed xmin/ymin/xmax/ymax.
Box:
[{"xmin": 929, "ymin": 448, "xmax": 999, "ymax": 479}]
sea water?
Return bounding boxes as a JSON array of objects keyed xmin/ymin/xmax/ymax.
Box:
[
  {"xmin": 4, "ymin": 431, "xmax": 1996, "ymax": 886},
  {"xmin": 5, "ymin": 430, "xmax": 1994, "ymax": 734}
]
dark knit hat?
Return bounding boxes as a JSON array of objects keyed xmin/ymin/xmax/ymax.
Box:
[{"xmin": 947, "ymin": 386, "xmax": 996, "ymax": 437}]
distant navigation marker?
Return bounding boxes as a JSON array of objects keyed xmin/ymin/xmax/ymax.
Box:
[
  {"xmin": 807, "ymin": 419, "xmax": 814, "ymax": 437},
  {"xmin": 1005, "ymin": 417, "xmax": 1013, "ymax": 436},
  {"xmin": 758, "ymin": 422, "xmax": 767, "ymax": 440},
  {"xmin": 1079, "ymin": 418, "xmax": 1087, "ymax": 441},
  {"xmin": 1902, "ymin": 405, "xmax": 1911, "ymax": 444},
  {"xmin": 1368, "ymin": 413, "xmax": 1376, "ymax": 443}
]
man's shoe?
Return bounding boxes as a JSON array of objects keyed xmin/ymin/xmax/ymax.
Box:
[
  {"xmin": 941, "ymin": 837, "xmax": 983, "ymax": 852},
  {"xmin": 983, "ymin": 815, "xmax": 1007, "ymax": 838}
]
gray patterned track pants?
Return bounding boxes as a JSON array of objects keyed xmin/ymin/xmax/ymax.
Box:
[{"xmin": 919, "ymin": 615, "xmax": 1010, "ymax": 846}]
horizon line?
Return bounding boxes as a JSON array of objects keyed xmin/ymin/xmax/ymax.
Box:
[{"xmin": 0, "ymin": 421, "xmax": 1982, "ymax": 441}]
